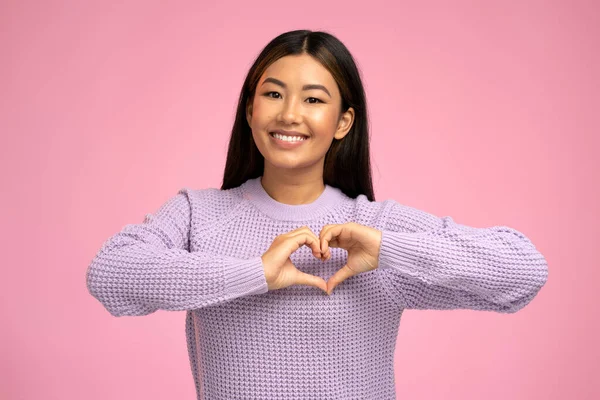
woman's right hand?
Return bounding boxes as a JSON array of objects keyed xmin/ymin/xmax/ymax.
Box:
[{"xmin": 261, "ymin": 226, "xmax": 328, "ymax": 294}]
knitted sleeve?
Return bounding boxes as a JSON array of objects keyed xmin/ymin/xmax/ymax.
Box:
[
  {"xmin": 375, "ymin": 200, "xmax": 549, "ymax": 313},
  {"xmin": 86, "ymin": 190, "xmax": 268, "ymax": 317}
]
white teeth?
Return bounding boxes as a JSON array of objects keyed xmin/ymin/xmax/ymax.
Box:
[{"xmin": 272, "ymin": 133, "xmax": 306, "ymax": 142}]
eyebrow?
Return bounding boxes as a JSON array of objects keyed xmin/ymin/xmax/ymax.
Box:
[{"xmin": 261, "ymin": 77, "xmax": 332, "ymax": 98}]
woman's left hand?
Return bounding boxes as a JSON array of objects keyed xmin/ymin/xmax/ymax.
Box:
[{"xmin": 319, "ymin": 222, "xmax": 383, "ymax": 295}]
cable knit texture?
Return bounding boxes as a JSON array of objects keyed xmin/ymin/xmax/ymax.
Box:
[{"xmin": 86, "ymin": 176, "xmax": 549, "ymax": 399}]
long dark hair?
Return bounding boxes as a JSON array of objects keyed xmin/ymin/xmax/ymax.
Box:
[{"xmin": 220, "ymin": 29, "xmax": 375, "ymax": 201}]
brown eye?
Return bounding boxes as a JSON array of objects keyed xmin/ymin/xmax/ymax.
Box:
[
  {"xmin": 306, "ymin": 97, "xmax": 323, "ymax": 104},
  {"xmin": 265, "ymin": 92, "xmax": 281, "ymax": 99}
]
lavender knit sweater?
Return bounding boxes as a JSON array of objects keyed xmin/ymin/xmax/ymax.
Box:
[{"xmin": 86, "ymin": 176, "xmax": 548, "ymax": 399}]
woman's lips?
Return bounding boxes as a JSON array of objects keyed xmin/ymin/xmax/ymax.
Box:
[
  {"xmin": 271, "ymin": 129, "xmax": 309, "ymax": 138},
  {"xmin": 269, "ymin": 132, "xmax": 309, "ymax": 149}
]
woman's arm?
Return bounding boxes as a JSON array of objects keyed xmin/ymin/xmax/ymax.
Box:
[
  {"xmin": 85, "ymin": 190, "xmax": 268, "ymax": 317},
  {"xmin": 375, "ymin": 200, "xmax": 549, "ymax": 313}
]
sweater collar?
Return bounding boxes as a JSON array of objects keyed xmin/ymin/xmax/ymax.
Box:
[{"xmin": 241, "ymin": 176, "xmax": 347, "ymax": 221}]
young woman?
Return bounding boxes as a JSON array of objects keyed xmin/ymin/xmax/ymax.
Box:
[{"xmin": 87, "ymin": 29, "xmax": 549, "ymax": 399}]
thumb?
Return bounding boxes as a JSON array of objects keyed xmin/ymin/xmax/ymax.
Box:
[
  {"xmin": 326, "ymin": 264, "xmax": 356, "ymax": 295},
  {"xmin": 294, "ymin": 270, "xmax": 328, "ymax": 294}
]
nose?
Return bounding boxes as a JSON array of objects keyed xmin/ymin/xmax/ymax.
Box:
[{"xmin": 277, "ymin": 97, "xmax": 302, "ymax": 125}]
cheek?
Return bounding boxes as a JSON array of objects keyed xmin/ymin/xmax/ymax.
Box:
[
  {"xmin": 251, "ymin": 101, "xmax": 274, "ymax": 127},
  {"xmin": 309, "ymin": 110, "xmax": 339, "ymax": 132}
]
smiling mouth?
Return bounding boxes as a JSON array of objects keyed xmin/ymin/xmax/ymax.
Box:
[{"xmin": 269, "ymin": 132, "xmax": 308, "ymax": 141}]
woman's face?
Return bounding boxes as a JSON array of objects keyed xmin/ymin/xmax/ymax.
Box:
[{"xmin": 246, "ymin": 54, "xmax": 354, "ymax": 174}]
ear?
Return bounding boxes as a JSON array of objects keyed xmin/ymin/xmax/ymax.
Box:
[
  {"xmin": 334, "ymin": 107, "xmax": 355, "ymax": 140},
  {"xmin": 246, "ymin": 99, "xmax": 253, "ymax": 127}
]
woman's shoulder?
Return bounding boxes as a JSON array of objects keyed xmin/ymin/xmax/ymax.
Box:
[
  {"xmin": 174, "ymin": 184, "xmax": 247, "ymax": 225},
  {"xmin": 350, "ymin": 193, "xmax": 440, "ymax": 231},
  {"xmin": 347, "ymin": 192, "xmax": 398, "ymax": 228},
  {"xmin": 177, "ymin": 182, "xmax": 246, "ymax": 201}
]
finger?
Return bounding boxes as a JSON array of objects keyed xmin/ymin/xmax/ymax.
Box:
[
  {"xmin": 291, "ymin": 225, "xmax": 319, "ymax": 242},
  {"xmin": 294, "ymin": 227, "xmax": 324, "ymax": 257},
  {"xmin": 320, "ymin": 224, "xmax": 344, "ymax": 255},
  {"xmin": 301, "ymin": 231, "xmax": 323, "ymax": 259},
  {"xmin": 294, "ymin": 270, "xmax": 328, "ymax": 294},
  {"xmin": 287, "ymin": 232, "xmax": 322, "ymax": 259},
  {"xmin": 319, "ymin": 224, "xmax": 332, "ymax": 255},
  {"xmin": 290, "ymin": 225, "xmax": 313, "ymax": 233},
  {"xmin": 326, "ymin": 264, "xmax": 356, "ymax": 295}
]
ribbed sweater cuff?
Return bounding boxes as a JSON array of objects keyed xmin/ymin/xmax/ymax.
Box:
[
  {"xmin": 377, "ymin": 230, "xmax": 424, "ymax": 277},
  {"xmin": 223, "ymin": 256, "xmax": 269, "ymax": 297}
]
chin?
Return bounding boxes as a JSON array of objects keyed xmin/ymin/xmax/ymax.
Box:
[{"xmin": 267, "ymin": 155, "xmax": 324, "ymax": 170}]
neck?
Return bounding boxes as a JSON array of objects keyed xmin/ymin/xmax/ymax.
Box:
[
  {"xmin": 261, "ymin": 167, "xmax": 325, "ymax": 206},
  {"xmin": 240, "ymin": 175, "xmax": 346, "ymax": 221}
]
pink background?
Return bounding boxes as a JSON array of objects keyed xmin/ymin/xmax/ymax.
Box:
[{"xmin": 2, "ymin": 0, "xmax": 597, "ymax": 399}]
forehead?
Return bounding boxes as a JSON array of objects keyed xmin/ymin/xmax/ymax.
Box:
[{"xmin": 260, "ymin": 54, "xmax": 338, "ymax": 94}]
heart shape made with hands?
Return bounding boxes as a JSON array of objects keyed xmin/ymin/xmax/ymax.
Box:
[{"xmin": 317, "ymin": 222, "xmax": 383, "ymax": 295}]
